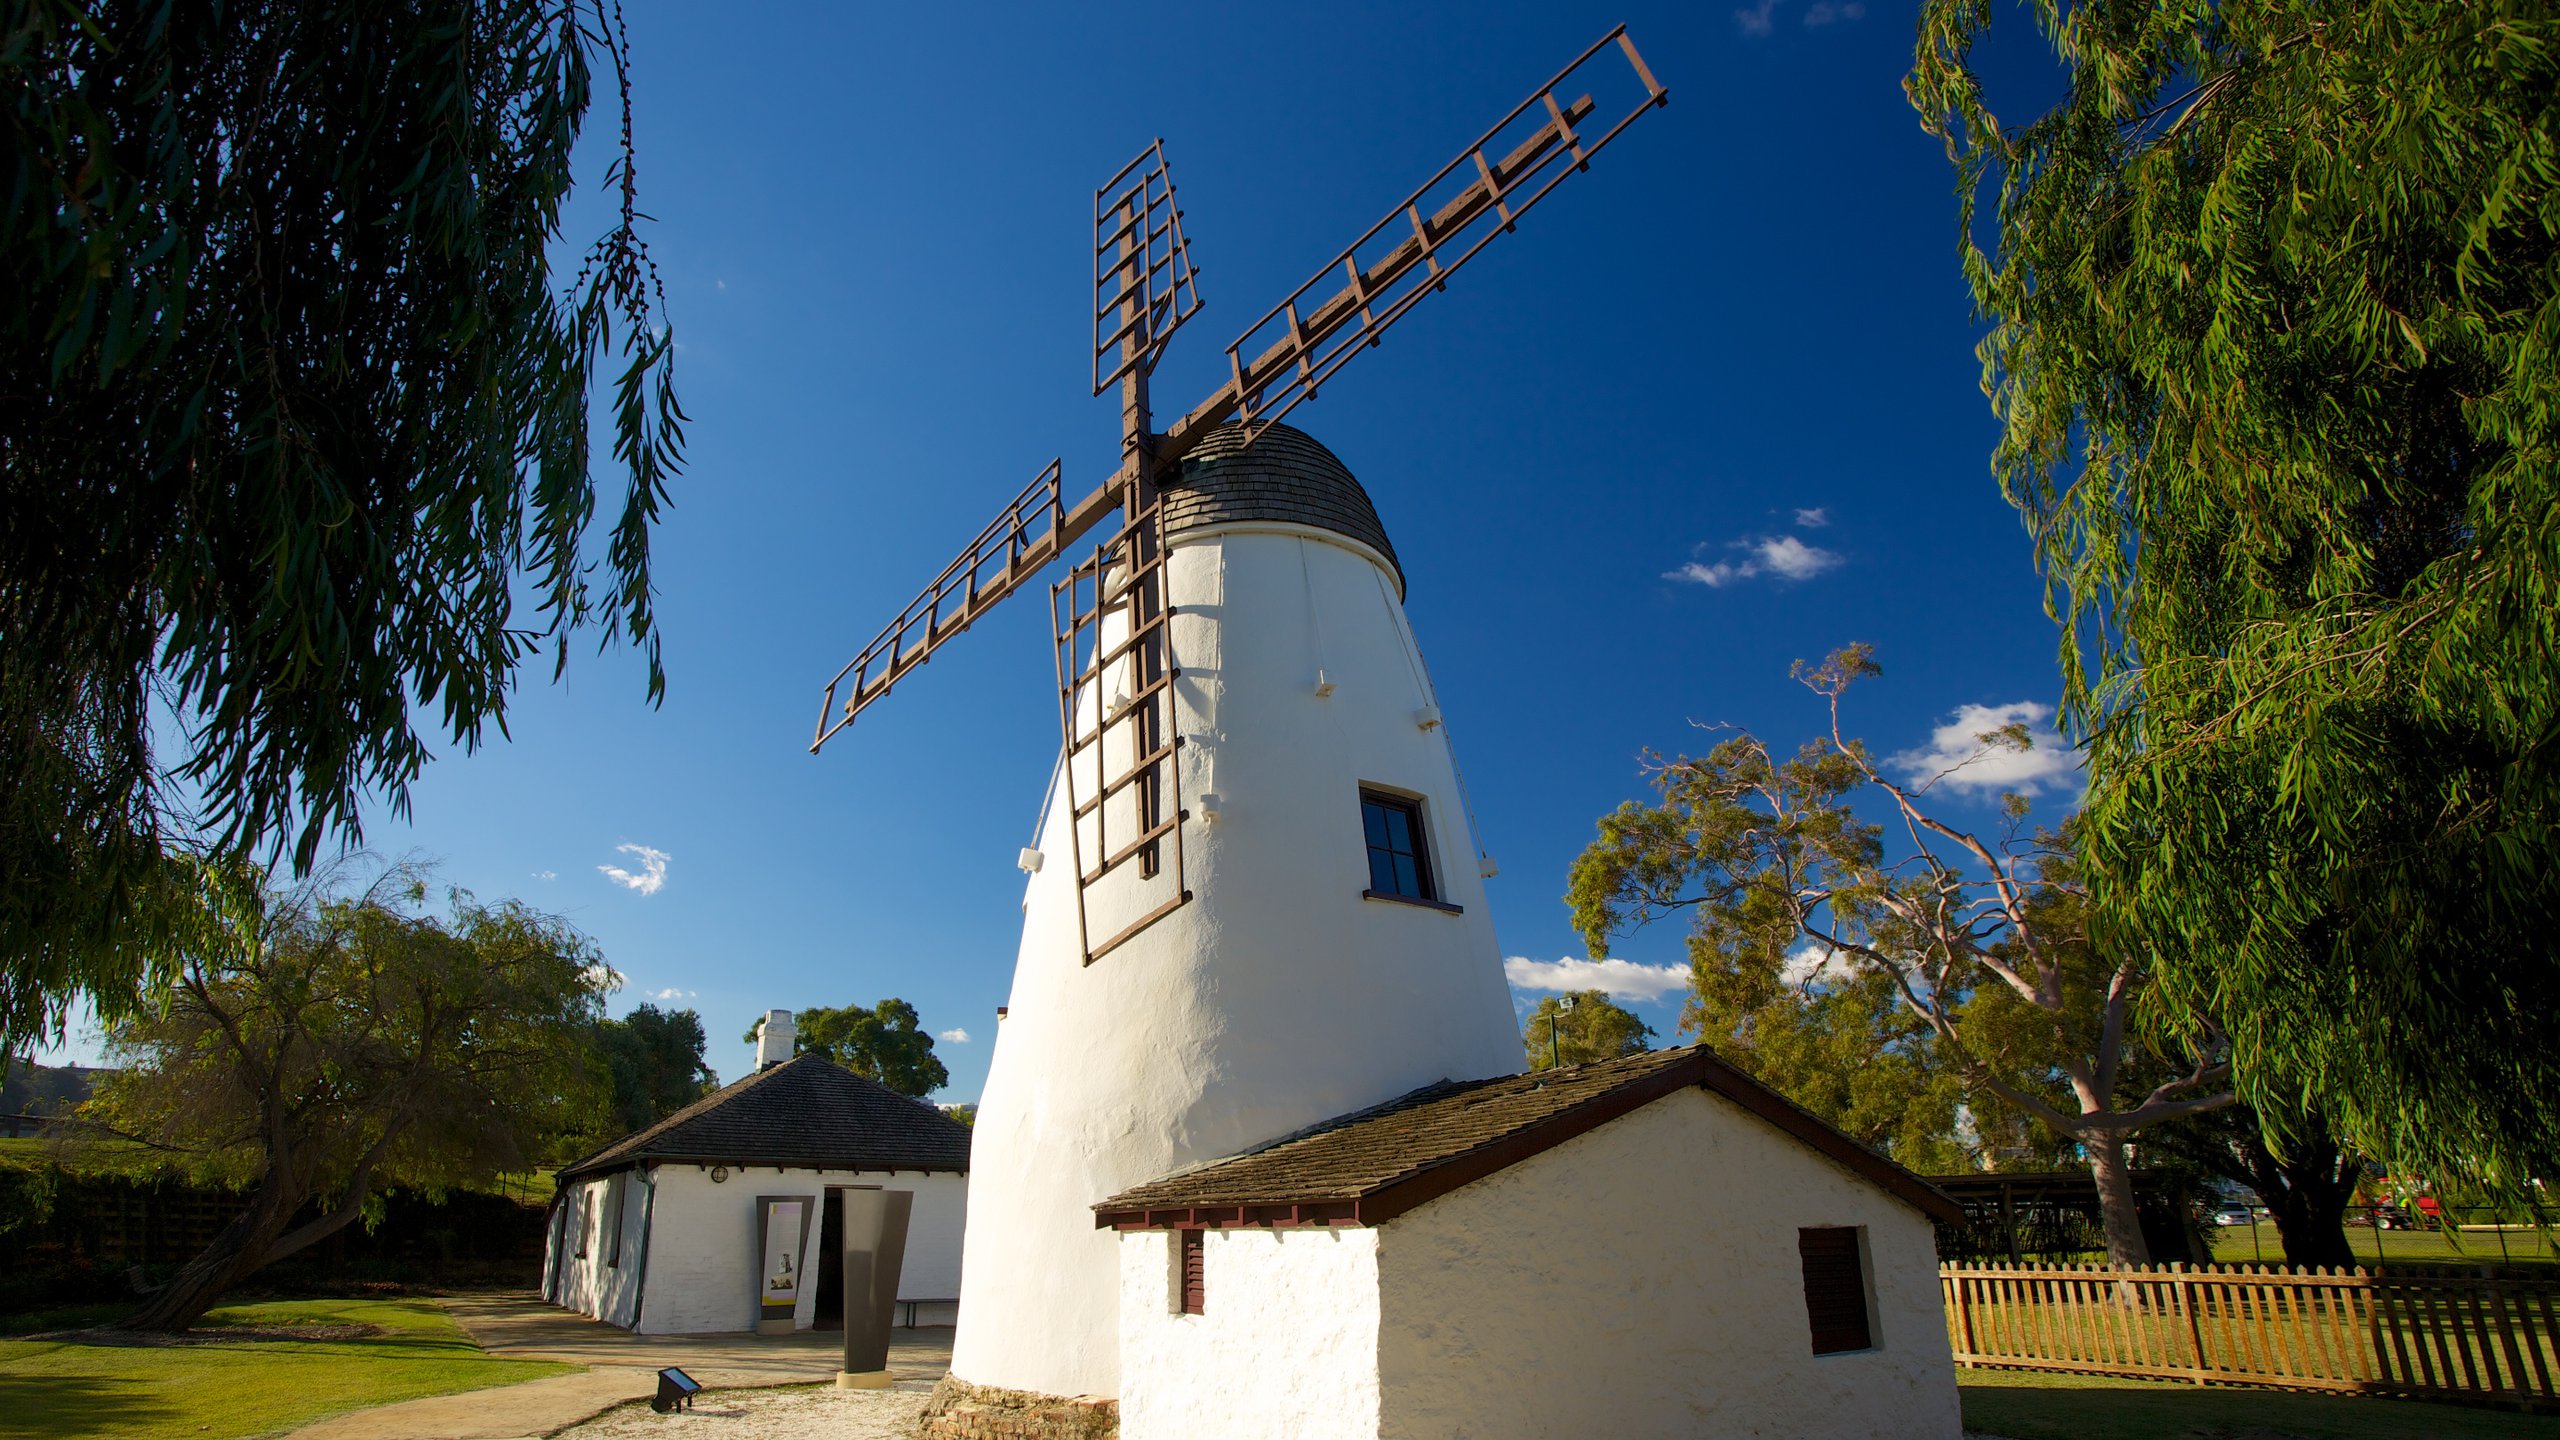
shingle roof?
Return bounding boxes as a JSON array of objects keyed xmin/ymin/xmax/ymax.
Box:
[
  {"xmin": 1094, "ymin": 1045, "xmax": 1961, "ymax": 1229},
  {"xmin": 557, "ymin": 1052, "xmax": 971, "ymax": 1181},
  {"xmin": 1164, "ymin": 422, "xmax": 1404, "ymax": 593}
]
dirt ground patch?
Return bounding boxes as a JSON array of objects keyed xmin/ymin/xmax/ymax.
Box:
[{"xmin": 555, "ymin": 1384, "xmax": 933, "ymax": 1440}]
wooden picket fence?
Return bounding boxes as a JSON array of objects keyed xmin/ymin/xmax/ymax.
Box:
[{"xmin": 1941, "ymin": 1262, "xmax": 2559, "ymax": 1411}]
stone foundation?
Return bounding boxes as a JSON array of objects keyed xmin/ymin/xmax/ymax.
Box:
[{"xmin": 916, "ymin": 1376, "xmax": 1118, "ymax": 1440}]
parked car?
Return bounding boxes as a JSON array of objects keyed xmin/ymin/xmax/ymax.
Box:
[{"xmin": 2213, "ymin": 1204, "xmax": 2255, "ymax": 1227}]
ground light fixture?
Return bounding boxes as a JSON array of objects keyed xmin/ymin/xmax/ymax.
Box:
[{"xmin": 651, "ymin": 1367, "xmax": 701, "ymax": 1414}]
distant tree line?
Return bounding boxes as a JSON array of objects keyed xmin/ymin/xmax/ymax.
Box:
[{"xmin": 1, "ymin": 1058, "xmax": 104, "ymax": 1117}]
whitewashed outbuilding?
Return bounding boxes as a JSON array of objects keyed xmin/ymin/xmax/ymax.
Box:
[
  {"xmin": 543, "ymin": 1041, "xmax": 971, "ymax": 1335},
  {"xmin": 1095, "ymin": 1045, "xmax": 1966, "ymax": 1440}
]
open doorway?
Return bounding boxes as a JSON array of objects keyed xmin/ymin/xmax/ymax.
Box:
[{"xmin": 814, "ymin": 1189, "xmax": 844, "ymax": 1330}]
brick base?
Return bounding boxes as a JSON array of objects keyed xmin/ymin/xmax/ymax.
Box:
[{"xmin": 915, "ymin": 1376, "xmax": 1119, "ymax": 1440}]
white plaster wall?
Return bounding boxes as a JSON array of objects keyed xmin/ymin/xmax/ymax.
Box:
[
  {"xmin": 1374, "ymin": 1088, "xmax": 1961, "ymax": 1440},
  {"xmin": 952, "ymin": 517, "xmax": 1523, "ymax": 1398},
  {"xmin": 543, "ymin": 1172, "xmax": 649, "ymax": 1328},
  {"xmin": 540, "ymin": 1164, "xmax": 966, "ymax": 1335},
  {"xmin": 1118, "ymin": 1227, "xmax": 1383, "ymax": 1440}
]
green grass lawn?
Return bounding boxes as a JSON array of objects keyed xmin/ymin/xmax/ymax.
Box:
[
  {"xmin": 2204, "ymin": 1221, "xmax": 2557, "ymax": 1272},
  {"xmin": 1962, "ymin": 1369, "xmax": 2560, "ymax": 1440},
  {"xmin": 0, "ymin": 1135, "xmax": 196, "ymax": 1182},
  {"xmin": 0, "ymin": 1296, "xmax": 571, "ymax": 1440}
]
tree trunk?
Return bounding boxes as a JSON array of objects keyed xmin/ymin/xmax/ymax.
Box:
[
  {"xmin": 2243, "ymin": 1122, "xmax": 2360, "ymax": 1270},
  {"xmin": 2085, "ymin": 1131, "xmax": 2154, "ymax": 1268},
  {"xmin": 117, "ymin": 1160, "xmax": 383, "ymax": 1331},
  {"xmin": 118, "ymin": 1178, "xmax": 302, "ymax": 1332}
]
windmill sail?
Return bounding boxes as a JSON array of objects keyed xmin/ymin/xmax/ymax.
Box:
[
  {"xmin": 1050, "ymin": 494, "xmax": 1190, "ymax": 964},
  {"xmin": 1160, "ymin": 25, "xmax": 1668, "ymax": 456},
  {"xmin": 816, "ymin": 30, "xmax": 1665, "ymax": 756},
  {"xmin": 814, "ymin": 460, "xmax": 1114, "ymax": 751}
]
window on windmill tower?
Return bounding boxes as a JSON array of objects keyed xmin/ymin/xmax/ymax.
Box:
[
  {"xmin": 1797, "ymin": 1226, "xmax": 1875, "ymax": 1355},
  {"xmin": 1359, "ymin": 790, "xmax": 1436, "ymax": 902}
]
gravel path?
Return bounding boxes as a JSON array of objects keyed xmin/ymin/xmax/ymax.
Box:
[{"xmin": 555, "ymin": 1383, "xmax": 933, "ymax": 1440}]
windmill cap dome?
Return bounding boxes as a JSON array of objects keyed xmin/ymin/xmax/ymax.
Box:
[{"xmin": 1165, "ymin": 422, "xmax": 1403, "ymax": 592}]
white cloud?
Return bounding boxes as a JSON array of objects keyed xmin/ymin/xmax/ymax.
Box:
[
  {"xmin": 648, "ymin": 987, "xmax": 697, "ymax": 1002},
  {"xmin": 598, "ymin": 843, "xmax": 670, "ymax": 896},
  {"xmin": 1793, "ymin": 506, "xmax": 1830, "ymax": 528},
  {"xmin": 1668, "ymin": 558, "xmax": 1750, "ymax": 587},
  {"xmin": 938, "ymin": 1027, "xmax": 971, "ymax": 1044},
  {"xmin": 1666, "ymin": 534, "xmax": 1844, "ymax": 589},
  {"xmin": 1505, "ymin": 956, "xmax": 1689, "ymax": 1003},
  {"xmin": 1781, "ymin": 944, "xmax": 1861, "ymax": 987},
  {"xmin": 531, "ymin": 869, "xmax": 558, "ymax": 881},
  {"xmin": 1803, "ymin": 0, "xmax": 1865, "ymax": 25},
  {"xmin": 1887, "ymin": 701, "xmax": 2081, "ymax": 796},
  {"xmin": 1735, "ymin": 0, "xmax": 1778, "ymax": 35},
  {"xmin": 1756, "ymin": 534, "xmax": 1841, "ymax": 580}
]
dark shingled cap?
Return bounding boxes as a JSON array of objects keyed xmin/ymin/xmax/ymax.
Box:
[
  {"xmin": 556, "ymin": 1051, "xmax": 971, "ymax": 1181},
  {"xmin": 1164, "ymin": 422, "xmax": 1403, "ymax": 593},
  {"xmin": 1093, "ymin": 1045, "xmax": 1962, "ymax": 1230}
]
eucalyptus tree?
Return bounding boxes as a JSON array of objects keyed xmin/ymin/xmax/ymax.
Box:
[
  {"xmin": 1570, "ymin": 648, "xmax": 2230, "ymax": 1266},
  {"xmin": 89, "ymin": 860, "xmax": 611, "ymax": 1331},
  {"xmin": 1520, "ymin": 991, "xmax": 1656, "ymax": 1072},
  {"xmin": 593, "ymin": 1003, "xmax": 718, "ymax": 1135},
  {"xmin": 756, "ymin": 998, "xmax": 951, "ymax": 1098},
  {"xmin": 1, "ymin": 0, "xmax": 684, "ymax": 1050},
  {"xmin": 1908, "ymin": 0, "xmax": 2560, "ymax": 1192}
]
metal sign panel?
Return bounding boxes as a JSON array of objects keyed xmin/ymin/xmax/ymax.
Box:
[
  {"xmin": 838, "ymin": 1187, "xmax": 916, "ymax": 1378},
  {"xmin": 754, "ymin": 1194, "xmax": 816, "ymax": 1334}
]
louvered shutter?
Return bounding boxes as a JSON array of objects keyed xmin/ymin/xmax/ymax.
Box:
[
  {"xmin": 1797, "ymin": 1226, "xmax": 1871, "ymax": 1354},
  {"xmin": 1179, "ymin": 1229, "xmax": 1206, "ymax": 1315}
]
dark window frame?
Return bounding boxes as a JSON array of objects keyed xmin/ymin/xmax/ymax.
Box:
[
  {"xmin": 1797, "ymin": 1225, "xmax": 1875, "ymax": 1355},
  {"xmin": 1359, "ymin": 788, "xmax": 1450, "ymax": 909},
  {"xmin": 604, "ymin": 1173, "xmax": 626, "ymax": 1268},
  {"xmin": 1177, "ymin": 1228, "xmax": 1206, "ymax": 1315}
]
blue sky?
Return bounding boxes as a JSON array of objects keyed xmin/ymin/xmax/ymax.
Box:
[{"xmin": 47, "ymin": 0, "xmax": 2081, "ymax": 1096}]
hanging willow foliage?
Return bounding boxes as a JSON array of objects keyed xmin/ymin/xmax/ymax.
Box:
[
  {"xmin": 1909, "ymin": 1, "xmax": 2560, "ymax": 1192},
  {"xmin": 0, "ymin": 0, "xmax": 685, "ymax": 1046}
]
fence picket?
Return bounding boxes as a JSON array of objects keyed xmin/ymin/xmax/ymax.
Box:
[
  {"xmin": 2447, "ymin": 1276, "xmax": 2490, "ymax": 1395},
  {"xmin": 2523, "ymin": 1281, "xmax": 2558, "ymax": 1399},
  {"xmin": 2224, "ymin": 1266, "xmax": 2262, "ymax": 1379},
  {"xmin": 1937, "ymin": 1262, "xmax": 2558, "ymax": 1410},
  {"xmin": 2486, "ymin": 1274, "xmax": 2533, "ymax": 1400},
  {"xmin": 2308, "ymin": 1269, "xmax": 2350, "ymax": 1382},
  {"xmin": 2274, "ymin": 1271, "xmax": 2307, "ymax": 1380},
  {"xmin": 2179, "ymin": 1267, "xmax": 2210, "ymax": 1384},
  {"xmin": 2394, "ymin": 1275, "xmax": 2438, "ymax": 1394}
]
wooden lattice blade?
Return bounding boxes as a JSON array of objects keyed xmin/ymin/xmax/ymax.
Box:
[
  {"xmin": 1159, "ymin": 26, "xmax": 1667, "ymax": 460},
  {"xmin": 812, "ymin": 466, "xmax": 1129, "ymax": 752}
]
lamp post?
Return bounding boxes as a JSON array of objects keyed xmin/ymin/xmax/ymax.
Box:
[{"xmin": 1548, "ymin": 995, "xmax": 1577, "ymax": 1070}]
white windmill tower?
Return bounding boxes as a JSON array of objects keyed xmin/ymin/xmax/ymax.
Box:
[{"xmin": 811, "ymin": 29, "xmax": 1667, "ymax": 1406}]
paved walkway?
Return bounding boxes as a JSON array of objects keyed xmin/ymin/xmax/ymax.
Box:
[{"xmin": 279, "ymin": 1292, "xmax": 953, "ymax": 1440}]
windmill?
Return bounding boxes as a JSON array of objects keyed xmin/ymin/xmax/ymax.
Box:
[
  {"xmin": 816, "ymin": 27, "xmax": 1665, "ymax": 963},
  {"xmin": 811, "ymin": 27, "xmax": 1668, "ymax": 1412}
]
